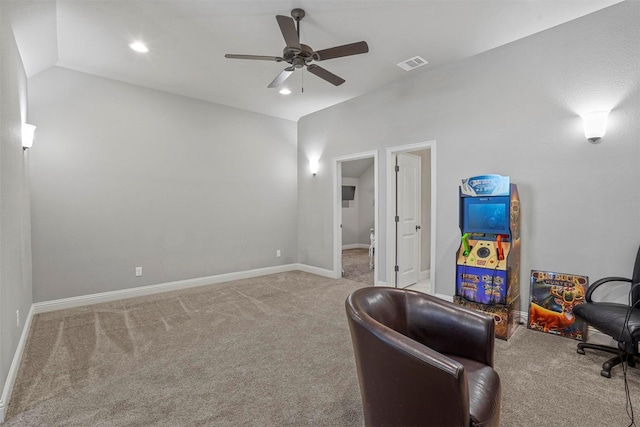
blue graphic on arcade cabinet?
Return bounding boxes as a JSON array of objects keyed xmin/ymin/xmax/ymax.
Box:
[{"xmin": 456, "ymin": 265, "xmax": 507, "ymax": 305}]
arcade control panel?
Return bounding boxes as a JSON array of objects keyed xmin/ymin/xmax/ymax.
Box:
[{"xmin": 456, "ymin": 236, "xmax": 510, "ymax": 269}]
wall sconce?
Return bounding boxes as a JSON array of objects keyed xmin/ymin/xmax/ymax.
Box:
[
  {"xmin": 309, "ymin": 159, "xmax": 319, "ymax": 176},
  {"xmin": 581, "ymin": 110, "xmax": 609, "ymax": 143},
  {"xmin": 22, "ymin": 123, "xmax": 36, "ymax": 150}
]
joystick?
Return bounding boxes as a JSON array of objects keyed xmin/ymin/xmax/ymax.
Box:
[
  {"xmin": 496, "ymin": 235, "xmax": 505, "ymax": 260},
  {"xmin": 461, "ymin": 233, "xmax": 470, "ymax": 256}
]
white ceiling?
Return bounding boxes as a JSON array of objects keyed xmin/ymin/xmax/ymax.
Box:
[
  {"xmin": 342, "ymin": 158, "xmax": 374, "ymax": 179},
  {"xmin": 8, "ymin": 0, "xmax": 622, "ymax": 122}
]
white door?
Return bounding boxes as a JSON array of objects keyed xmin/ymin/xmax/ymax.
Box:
[{"xmin": 396, "ymin": 153, "xmax": 421, "ymax": 288}]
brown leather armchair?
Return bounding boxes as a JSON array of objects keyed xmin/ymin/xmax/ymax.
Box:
[{"xmin": 345, "ymin": 287, "xmax": 501, "ymax": 427}]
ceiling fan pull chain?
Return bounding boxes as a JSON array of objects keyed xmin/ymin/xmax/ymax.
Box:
[{"xmin": 301, "ymin": 68, "xmax": 304, "ymax": 93}]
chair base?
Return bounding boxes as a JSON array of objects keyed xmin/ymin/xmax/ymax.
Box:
[{"xmin": 577, "ymin": 342, "xmax": 636, "ymax": 378}]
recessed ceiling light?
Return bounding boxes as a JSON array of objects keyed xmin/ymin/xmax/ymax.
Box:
[
  {"xmin": 279, "ymin": 88, "xmax": 292, "ymax": 95},
  {"xmin": 129, "ymin": 41, "xmax": 149, "ymax": 53}
]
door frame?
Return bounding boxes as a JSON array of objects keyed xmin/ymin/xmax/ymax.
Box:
[
  {"xmin": 386, "ymin": 141, "xmax": 437, "ymax": 291},
  {"xmin": 333, "ymin": 150, "xmax": 379, "ymax": 282}
]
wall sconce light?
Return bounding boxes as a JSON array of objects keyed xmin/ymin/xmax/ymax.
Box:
[
  {"xmin": 22, "ymin": 123, "xmax": 36, "ymax": 150},
  {"xmin": 581, "ymin": 110, "xmax": 609, "ymax": 143},
  {"xmin": 309, "ymin": 159, "xmax": 319, "ymax": 176}
]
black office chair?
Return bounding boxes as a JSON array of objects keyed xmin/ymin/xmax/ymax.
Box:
[{"xmin": 573, "ymin": 245, "xmax": 640, "ymax": 378}]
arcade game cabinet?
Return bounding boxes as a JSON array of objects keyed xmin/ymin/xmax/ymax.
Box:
[{"xmin": 454, "ymin": 175, "xmax": 521, "ymax": 340}]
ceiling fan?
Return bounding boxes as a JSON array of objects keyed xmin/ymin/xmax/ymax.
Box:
[{"xmin": 225, "ymin": 8, "xmax": 369, "ymax": 88}]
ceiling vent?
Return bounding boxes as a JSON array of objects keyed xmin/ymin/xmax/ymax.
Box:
[{"xmin": 397, "ymin": 56, "xmax": 428, "ymax": 71}]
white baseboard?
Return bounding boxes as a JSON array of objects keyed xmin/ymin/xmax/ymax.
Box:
[
  {"xmin": 32, "ymin": 264, "xmax": 299, "ymax": 314},
  {"xmin": 342, "ymin": 244, "xmax": 369, "ymax": 250},
  {"xmin": 518, "ymin": 314, "xmax": 613, "ymax": 345},
  {"xmin": 296, "ymin": 263, "xmax": 336, "ymax": 279},
  {"xmin": 435, "ymin": 293, "xmax": 454, "ymax": 302},
  {"xmin": 584, "ymin": 326, "xmax": 617, "ymax": 347},
  {"xmin": 31, "ymin": 264, "xmax": 341, "ymax": 315},
  {"xmin": 419, "ymin": 269, "xmax": 430, "ymax": 281},
  {"xmin": 517, "ymin": 310, "xmax": 527, "ymax": 325},
  {"xmin": 0, "ymin": 304, "xmax": 34, "ymax": 423}
]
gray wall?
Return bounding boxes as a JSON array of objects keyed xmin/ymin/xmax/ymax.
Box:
[
  {"xmin": 357, "ymin": 163, "xmax": 375, "ymax": 245},
  {"xmin": 341, "ymin": 165, "xmax": 375, "ymax": 247},
  {"xmin": 28, "ymin": 67, "xmax": 298, "ymax": 302},
  {"xmin": 341, "ymin": 177, "xmax": 359, "ymax": 246},
  {"xmin": 0, "ymin": 7, "xmax": 33, "ymax": 412},
  {"xmin": 297, "ymin": 1, "xmax": 640, "ymax": 308}
]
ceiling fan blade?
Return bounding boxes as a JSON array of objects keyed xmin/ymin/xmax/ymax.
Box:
[
  {"xmin": 276, "ymin": 15, "xmax": 301, "ymax": 51},
  {"xmin": 225, "ymin": 54, "xmax": 284, "ymax": 62},
  {"xmin": 306, "ymin": 64, "xmax": 345, "ymax": 86},
  {"xmin": 268, "ymin": 68, "xmax": 295, "ymax": 88},
  {"xmin": 313, "ymin": 41, "xmax": 369, "ymax": 61}
]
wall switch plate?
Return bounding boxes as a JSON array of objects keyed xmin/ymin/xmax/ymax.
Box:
[
  {"xmin": 135, "ymin": 267, "xmax": 142, "ymax": 277},
  {"xmin": 276, "ymin": 250, "xmax": 281, "ymax": 258},
  {"xmin": 16, "ymin": 310, "xmax": 20, "ymax": 327}
]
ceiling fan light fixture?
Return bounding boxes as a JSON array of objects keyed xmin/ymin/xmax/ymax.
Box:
[
  {"xmin": 279, "ymin": 88, "xmax": 292, "ymax": 95},
  {"xmin": 129, "ymin": 41, "xmax": 149, "ymax": 53}
]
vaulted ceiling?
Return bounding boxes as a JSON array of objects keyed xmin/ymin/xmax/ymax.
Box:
[{"xmin": 8, "ymin": 0, "xmax": 622, "ymax": 121}]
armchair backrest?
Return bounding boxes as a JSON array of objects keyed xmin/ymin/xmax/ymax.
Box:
[
  {"xmin": 404, "ymin": 294, "xmax": 496, "ymax": 367},
  {"xmin": 352, "ymin": 287, "xmax": 410, "ymax": 336}
]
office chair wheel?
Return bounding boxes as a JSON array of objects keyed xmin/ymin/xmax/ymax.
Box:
[{"xmin": 601, "ymin": 358, "xmax": 617, "ymax": 378}]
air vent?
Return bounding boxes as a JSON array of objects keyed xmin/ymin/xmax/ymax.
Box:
[{"xmin": 397, "ymin": 56, "xmax": 428, "ymax": 71}]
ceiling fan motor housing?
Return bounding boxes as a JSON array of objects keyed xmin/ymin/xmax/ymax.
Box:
[{"xmin": 283, "ymin": 44, "xmax": 316, "ymax": 68}]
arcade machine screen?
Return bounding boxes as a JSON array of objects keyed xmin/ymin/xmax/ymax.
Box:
[{"xmin": 463, "ymin": 197, "xmax": 510, "ymax": 236}]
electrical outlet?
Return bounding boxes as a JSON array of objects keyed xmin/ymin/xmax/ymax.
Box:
[
  {"xmin": 276, "ymin": 250, "xmax": 281, "ymax": 258},
  {"xmin": 135, "ymin": 267, "xmax": 142, "ymax": 277},
  {"xmin": 16, "ymin": 310, "xmax": 20, "ymax": 327}
]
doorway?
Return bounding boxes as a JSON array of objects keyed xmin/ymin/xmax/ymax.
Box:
[
  {"xmin": 333, "ymin": 151, "xmax": 378, "ymax": 284},
  {"xmin": 386, "ymin": 141, "xmax": 436, "ymax": 293}
]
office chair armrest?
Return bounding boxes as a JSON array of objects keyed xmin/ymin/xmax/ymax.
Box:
[{"xmin": 585, "ymin": 276, "xmax": 632, "ymax": 302}]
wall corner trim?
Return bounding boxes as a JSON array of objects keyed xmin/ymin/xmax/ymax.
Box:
[
  {"xmin": 0, "ymin": 305, "xmax": 35, "ymax": 423},
  {"xmin": 295, "ymin": 263, "xmax": 335, "ymax": 278}
]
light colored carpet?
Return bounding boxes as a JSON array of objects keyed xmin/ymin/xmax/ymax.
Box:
[
  {"xmin": 495, "ymin": 326, "xmax": 640, "ymax": 426},
  {"xmin": 6, "ymin": 272, "xmax": 366, "ymax": 426},
  {"xmin": 342, "ymin": 248, "xmax": 373, "ymax": 285},
  {"xmin": 4, "ymin": 271, "xmax": 640, "ymax": 426}
]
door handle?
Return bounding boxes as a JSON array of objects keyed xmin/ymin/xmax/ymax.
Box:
[{"xmin": 416, "ymin": 225, "xmax": 421, "ymax": 231}]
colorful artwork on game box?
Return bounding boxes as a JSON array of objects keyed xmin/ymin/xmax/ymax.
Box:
[{"xmin": 528, "ymin": 270, "xmax": 588, "ymax": 340}]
